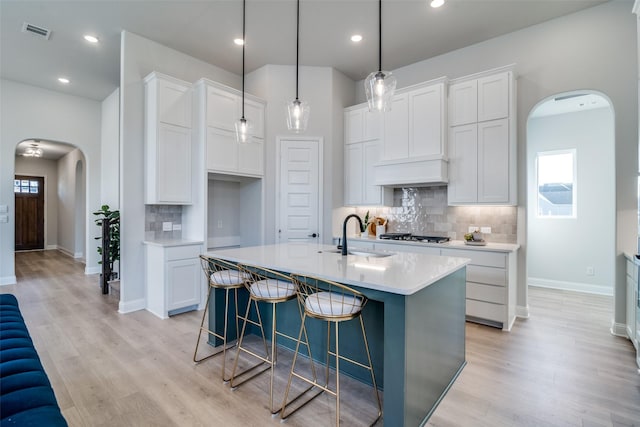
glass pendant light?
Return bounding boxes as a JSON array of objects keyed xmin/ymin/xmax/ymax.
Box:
[
  {"xmin": 286, "ymin": 0, "xmax": 310, "ymax": 132},
  {"xmin": 365, "ymin": 0, "xmax": 397, "ymax": 112},
  {"xmin": 235, "ymin": 0, "xmax": 253, "ymax": 143}
]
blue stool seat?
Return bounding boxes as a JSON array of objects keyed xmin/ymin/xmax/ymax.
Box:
[{"xmin": 1, "ymin": 294, "xmax": 67, "ymax": 426}]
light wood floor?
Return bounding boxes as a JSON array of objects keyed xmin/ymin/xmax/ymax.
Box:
[{"xmin": 3, "ymin": 250, "xmax": 639, "ymax": 426}]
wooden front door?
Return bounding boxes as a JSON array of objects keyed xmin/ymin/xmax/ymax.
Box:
[{"xmin": 15, "ymin": 175, "xmax": 45, "ymax": 251}]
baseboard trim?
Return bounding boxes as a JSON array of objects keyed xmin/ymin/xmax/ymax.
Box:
[
  {"xmin": 74, "ymin": 252, "xmax": 83, "ymax": 259},
  {"xmin": 516, "ymin": 305, "xmax": 530, "ymax": 319},
  {"xmin": 0, "ymin": 276, "xmax": 17, "ymax": 286},
  {"xmin": 610, "ymin": 321, "xmax": 628, "ymax": 338},
  {"xmin": 46, "ymin": 245, "xmax": 57, "ymax": 250},
  {"xmin": 85, "ymin": 266, "xmax": 101, "ymax": 275},
  {"xmin": 57, "ymin": 247, "xmax": 74, "ymax": 258},
  {"xmin": 528, "ymin": 277, "xmax": 613, "ymax": 296},
  {"xmin": 118, "ymin": 298, "xmax": 146, "ymax": 314}
]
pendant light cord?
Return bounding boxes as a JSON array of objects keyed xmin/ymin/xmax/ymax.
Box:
[
  {"xmin": 378, "ymin": 0, "xmax": 382, "ymax": 72},
  {"xmin": 295, "ymin": 0, "xmax": 300, "ymax": 100},
  {"xmin": 241, "ymin": 0, "xmax": 246, "ymax": 118}
]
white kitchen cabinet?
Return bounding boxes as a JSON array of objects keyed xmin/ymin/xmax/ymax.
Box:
[
  {"xmin": 344, "ymin": 104, "xmax": 392, "ymax": 206},
  {"xmin": 145, "ymin": 242, "xmax": 203, "ymax": 319},
  {"xmin": 144, "ymin": 72, "xmax": 193, "ymax": 205},
  {"xmin": 344, "ymin": 105, "xmax": 381, "ymax": 144},
  {"xmin": 382, "ymin": 93, "xmax": 409, "ymax": 160},
  {"xmin": 197, "ymin": 78, "xmax": 265, "ymax": 177},
  {"xmin": 626, "ymin": 256, "xmax": 638, "ymax": 350},
  {"xmin": 374, "ymin": 78, "xmax": 448, "ymax": 186},
  {"xmin": 447, "ymin": 66, "xmax": 516, "ymax": 205},
  {"xmin": 344, "ymin": 140, "xmax": 392, "ymax": 206},
  {"xmin": 441, "ymin": 247, "xmax": 517, "ymax": 331},
  {"xmin": 448, "ymin": 124, "xmax": 478, "ymax": 203}
]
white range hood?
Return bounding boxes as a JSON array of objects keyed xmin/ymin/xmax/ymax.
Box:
[{"xmin": 374, "ymin": 155, "xmax": 448, "ymax": 187}]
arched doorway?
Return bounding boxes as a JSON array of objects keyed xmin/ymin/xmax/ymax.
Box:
[
  {"xmin": 526, "ymin": 91, "xmax": 615, "ymax": 318},
  {"xmin": 14, "ymin": 139, "xmax": 88, "ymax": 261}
]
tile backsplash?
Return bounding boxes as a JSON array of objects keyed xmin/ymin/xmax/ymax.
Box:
[
  {"xmin": 145, "ymin": 205, "xmax": 182, "ymax": 240},
  {"xmin": 353, "ymin": 186, "xmax": 517, "ymax": 243}
]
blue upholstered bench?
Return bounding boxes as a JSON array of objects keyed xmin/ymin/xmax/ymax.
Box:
[{"xmin": 0, "ymin": 294, "xmax": 67, "ymax": 426}]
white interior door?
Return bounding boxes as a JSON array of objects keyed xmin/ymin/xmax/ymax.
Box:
[{"xmin": 277, "ymin": 137, "xmax": 322, "ymax": 242}]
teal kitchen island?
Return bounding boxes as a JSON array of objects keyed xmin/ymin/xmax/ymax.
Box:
[{"xmin": 207, "ymin": 242, "xmax": 469, "ymax": 426}]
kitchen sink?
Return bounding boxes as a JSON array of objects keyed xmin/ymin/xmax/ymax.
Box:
[{"xmin": 320, "ymin": 249, "xmax": 394, "ymax": 258}]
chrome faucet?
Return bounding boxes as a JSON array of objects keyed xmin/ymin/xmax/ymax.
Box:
[{"xmin": 341, "ymin": 214, "xmax": 363, "ymax": 256}]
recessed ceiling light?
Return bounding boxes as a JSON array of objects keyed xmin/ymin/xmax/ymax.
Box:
[
  {"xmin": 234, "ymin": 38, "xmax": 244, "ymax": 46},
  {"xmin": 430, "ymin": 0, "xmax": 445, "ymax": 8},
  {"xmin": 58, "ymin": 77, "xmax": 70, "ymax": 84},
  {"xmin": 351, "ymin": 34, "xmax": 363, "ymax": 42},
  {"xmin": 83, "ymin": 34, "xmax": 99, "ymax": 43}
]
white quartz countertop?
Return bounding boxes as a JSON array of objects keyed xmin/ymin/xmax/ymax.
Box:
[
  {"xmin": 207, "ymin": 242, "xmax": 469, "ymax": 296},
  {"xmin": 143, "ymin": 239, "xmax": 204, "ymax": 247},
  {"xmin": 348, "ymin": 236, "xmax": 520, "ymax": 252}
]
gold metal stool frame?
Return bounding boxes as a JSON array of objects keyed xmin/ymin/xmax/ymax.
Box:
[
  {"xmin": 193, "ymin": 255, "xmax": 248, "ymax": 382},
  {"xmin": 229, "ymin": 264, "xmax": 317, "ymax": 415},
  {"xmin": 281, "ymin": 274, "xmax": 383, "ymax": 426}
]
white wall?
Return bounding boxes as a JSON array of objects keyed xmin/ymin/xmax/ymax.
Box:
[
  {"xmin": 119, "ymin": 31, "xmax": 241, "ymax": 312},
  {"xmin": 14, "ymin": 157, "xmax": 59, "ymax": 249},
  {"xmin": 246, "ymin": 64, "xmax": 355, "ymax": 244},
  {"xmin": 57, "ymin": 149, "xmax": 86, "ymax": 258},
  {"xmin": 527, "ymin": 107, "xmax": 615, "ymax": 294},
  {"xmin": 101, "ymin": 88, "xmax": 120, "ymax": 209},
  {"xmin": 355, "ymin": 1, "xmax": 637, "ymax": 325},
  {"xmin": 0, "ymin": 79, "xmax": 102, "ymax": 284}
]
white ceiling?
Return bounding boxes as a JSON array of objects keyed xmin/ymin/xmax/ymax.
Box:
[
  {"xmin": 1, "ymin": 0, "xmax": 608, "ymax": 102},
  {"xmin": 529, "ymin": 93, "xmax": 611, "ymax": 119},
  {"xmin": 15, "ymin": 139, "xmax": 76, "ymax": 160}
]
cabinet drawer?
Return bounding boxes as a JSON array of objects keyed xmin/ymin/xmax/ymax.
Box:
[
  {"xmin": 466, "ymin": 299, "xmax": 504, "ymax": 323},
  {"xmin": 467, "ymin": 282, "xmax": 505, "ymax": 304},
  {"xmin": 467, "ymin": 265, "xmax": 506, "ymax": 286},
  {"xmin": 166, "ymin": 245, "xmax": 201, "ymax": 261},
  {"xmin": 441, "ymin": 248, "xmax": 506, "ymax": 268}
]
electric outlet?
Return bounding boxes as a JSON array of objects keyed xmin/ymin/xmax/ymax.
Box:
[
  {"xmin": 217, "ymin": 220, "xmax": 223, "ymax": 229},
  {"xmin": 586, "ymin": 266, "xmax": 595, "ymax": 276},
  {"xmin": 162, "ymin": 221, "xmax": 172, "ymax": 231},
  {"xmin": 481, "ymin": 227, "xmax": 492, "ymax": 234},
  {"xmin": 172, "ymin": 223, "xmax": 182, "ymax": 231}
]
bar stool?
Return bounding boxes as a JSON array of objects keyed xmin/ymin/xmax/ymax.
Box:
[
  {"xmin": 229, "ymin": 264, "xmax": 316, "ymax": 415},
  {"xmin": 193, "ymin": 255, "xmax": 250, "ymax": 382},
  {"xmin": 281, "ymin": 274, "xmax": 382, "ymax": 426}
]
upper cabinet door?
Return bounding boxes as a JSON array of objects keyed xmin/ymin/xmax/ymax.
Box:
[
  {"xmin": 477, "ymin": 119, "xmax": 510, "ymax": 203},
  {"xmin": 382, "ymin": 93, "xmax": 409, "ymax": 160},
  {"xmin": 477, "ymin": 72, "xmax": 509, "ymax": 122},
  {"xmin": 156, "ymin": 123, "xmax": 192, "ymax": 203},
  {"xmin": 244, "ymin": 98, "xmax": 265, "ymax": 140},
  {"xmin": 449, "ymin": 80, "xmax": 477, "ymax": 126},
  {"xmin": 345, "ymin": 109, "xmax": 365, "ymax": 144},
  {"xmin": 409, "ymin": 83, "xmax": 444, "ymax": 158},
  {"xmin": 207, "ymin": 86, "xmax": 238, "ymax": 130},
  {"xmin": 448, "ymin": 124, "xmax": 478, "ymax": 204},
  {"xmin": 363, "ymin": 109, "xmax": 382, "ymax": 141},
  {"xmin": 158, "ymin": 80, "xmax": 192, "ymax": 128}
]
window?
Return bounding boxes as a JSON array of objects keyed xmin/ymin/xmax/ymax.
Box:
[
  {"xmin": 14, "ymin": 179, "xmax": 40, "ymax": 195},
  {"xmin": 536, "ymin": 149, "xmax": 576, "ymax": 218}
]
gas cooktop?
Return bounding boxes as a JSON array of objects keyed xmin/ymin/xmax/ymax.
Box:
[{"xmin": 378, "ymin": 233, "xmax": 450, "ymax": 243}]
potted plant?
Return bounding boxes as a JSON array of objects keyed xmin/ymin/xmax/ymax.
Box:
[
  {"xmin": 94, "ymin": 205, "xmax": 120, "ymax": 294},
  {"xmin": 360, "ymin": 211, "xmax": 371, "ymax": 237}
]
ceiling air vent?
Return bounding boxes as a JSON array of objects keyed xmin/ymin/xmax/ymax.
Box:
[{"xmin": 22, "ymin": 22, "xmax": 51, "ymax": 40}]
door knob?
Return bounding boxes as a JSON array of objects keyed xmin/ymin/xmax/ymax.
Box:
[{"xmin": 308, "ymin": 233, "xmax": 318, "ymax": 238}]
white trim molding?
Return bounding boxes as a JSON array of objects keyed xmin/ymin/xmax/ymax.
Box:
[
  {"xmin": 610, "ymin": 321, "xmax": 628, "ymax": 338},
  {"xmin": 528, "ymin": 278, "xmax": 613, "ymax": 296},
  {"xmin": 0, "ymin": 276, "xmax": 17, "ymax": 286},
  {"xmin": 85, "ymin": 266, "xmax": 101, "ymax": 275},
  {"xmin": 118, "ymin": 298, "xmax": 146, "ymax": 314},
  {"xmin": 516, "ymin": 305, "xmax": 530, "ymax": 319}
]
